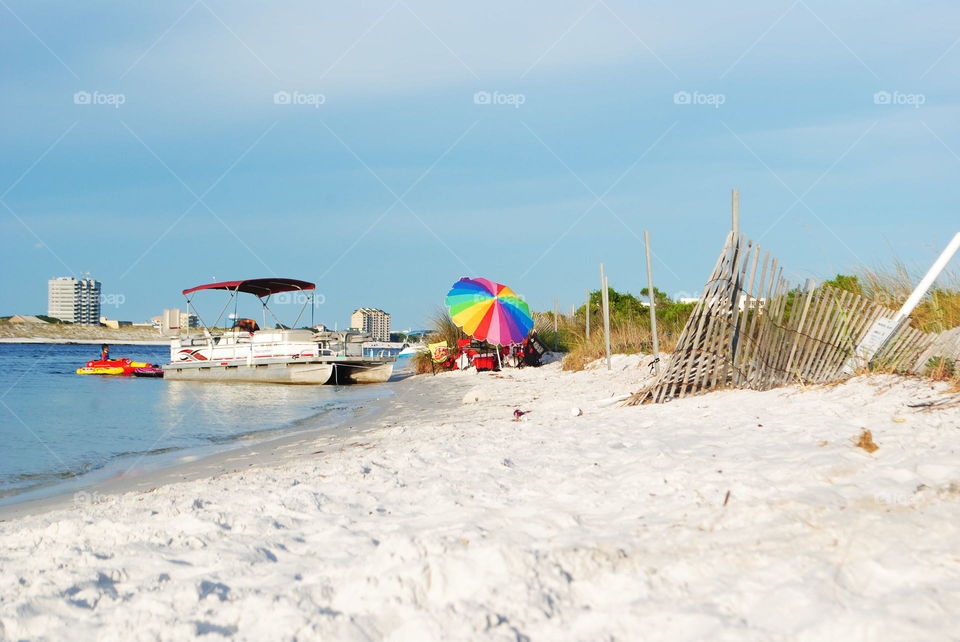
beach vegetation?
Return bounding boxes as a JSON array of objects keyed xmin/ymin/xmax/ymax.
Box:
[
  {"xmin": 541, "ymin": 287, "xmax": 696, "ymax": 371},
  {"xmin": 829, "ymin": 264, "xmax": 960, "ymax": 387},
  {"xmin": 826, "ymin": 264, "xmax": 960, "ymax": 334},
  {"xmin": 412, "ymin": 307, "xmax": 468, "ymax": 374},
  {"xmin": 412, "ymin": 266, "xmax": 959, "ymax": 388}
]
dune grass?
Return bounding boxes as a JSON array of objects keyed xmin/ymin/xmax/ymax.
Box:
[
  {"xmin": 827, "ymin": 263, "xmax": 960, "ymax": 386},
  {"xmin": 534, "ymin": 289, "xmax": 695, "ymax": 371},
  {"xmin": 552, "ymin": 317, "xmax": 657, "ymax": 371},
  {"xmin": 411, "ymin": 307, "xmax": 469, "ymax": 374},
  {"xmin": 826, "ymin": 263, "xmax": 960, "ymax": 334}
]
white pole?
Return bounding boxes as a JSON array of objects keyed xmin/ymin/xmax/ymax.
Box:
[
  {"xmin": 850, "ymin": 231, "xmax": 960, "ymax": 369},
  {"xmin": 644, "ymin": 230, "xmax": 661, "ymax": 375},
  {"xmin": 600, "ymin": 264, "xmax": 612, "ymax": 371},
  {"xmin": 893, "ymin": 231, "xmax": 960, "ymax": 322}
]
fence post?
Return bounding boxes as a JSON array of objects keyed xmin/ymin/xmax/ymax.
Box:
[
  {"xmin": 585, "ymin": 288, "xmax": 590, "ymax": 338},
  {"xmin": 600, "ymin": 263, "xmax": 612, "ymax": 371},
  {"xmin": 553, "ymin": 297, "xmax": 559, "ymax": 351},
  {"xmin": 731, "ymin": 188, "xmax": 740, "ymax": 237},
  {"xmin": 644, "ymin": 230, "xmax": 661, "ymax": 375}
]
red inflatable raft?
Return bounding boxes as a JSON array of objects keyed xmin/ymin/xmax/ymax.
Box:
[{"xmin": 76, "ymin": 358, "xmax": 151, "ymax": 376}]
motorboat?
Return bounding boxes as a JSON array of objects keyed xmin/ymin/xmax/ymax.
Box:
[
  {"xmin": 162, "ymin": 278, "xmax": 394, "ymax": 385},
  {"xmin": 393, "ymin": 345, "xmax": 421, "ymax": 372}
]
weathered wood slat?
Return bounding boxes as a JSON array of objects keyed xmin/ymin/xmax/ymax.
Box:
[
  {"xmin": 810, "ymin": 289, "xmax": 854, "ymax": 382},
  {"xmin": 796, "ymin": 287, "xmax": 836, "ymax": 381},
  {"xmin": 741, "ymin": 250, "xmax": 771, "ymax": 387}
]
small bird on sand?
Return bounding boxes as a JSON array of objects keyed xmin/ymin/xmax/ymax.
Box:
[{"xmin": 513, "ymin": 409, "xmax": 529, "ymax": 421}]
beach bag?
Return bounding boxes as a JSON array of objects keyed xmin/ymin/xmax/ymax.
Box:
[{"xmin": 522, "ymin": 333, "xmax": 546, "ymax": 366}]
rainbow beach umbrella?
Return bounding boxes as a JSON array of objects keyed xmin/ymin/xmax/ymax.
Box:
[{"xmin": 445, "ymin": 277, "xmax": 534, "ymax": 346}]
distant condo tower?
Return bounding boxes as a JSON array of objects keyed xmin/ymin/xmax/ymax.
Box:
[
  {"xmin": 47, "ymin": 276, "xmax": 101, "ymax": 324},
  {"xmin": 350, "ymin": 307, "xmax": 391, "ymax": 342}
]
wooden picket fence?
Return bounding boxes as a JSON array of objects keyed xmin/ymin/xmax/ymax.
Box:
[
  {"xmin": 629, "ymin": 232, "xmax": 960, "ymax": 405},
  {"xmin": 873, "ymin": 325, "xmax": 960, "ymax": 374}
]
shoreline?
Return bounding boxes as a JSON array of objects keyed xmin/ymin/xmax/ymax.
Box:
[{"xmin": 0, "ymin": 381, "xmax": 408, "ymax": 521}]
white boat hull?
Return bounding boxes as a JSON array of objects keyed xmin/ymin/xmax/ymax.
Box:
[
  {"xmin": 163, "ymin": 360, "xmax": 334, "ymax": 384},
  {"xmin": 330, "ymin": 362, "xmax": 394, "ymax": 384}
]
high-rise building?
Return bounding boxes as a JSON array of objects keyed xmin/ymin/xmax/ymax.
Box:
[
  {"xmin": 77, "ymin": 278, "xmax": 101, "ymax": 324},
  {"xmin": 47, "ymin": 276, "xmax": 101, "ymax": 324},
  {"xmin": 47, "ymin": 277, "xmax": 76, "ymax": 321},
  {"xmin": 350, "ymin": 308, "xmax": 391, "ymax": 341}
]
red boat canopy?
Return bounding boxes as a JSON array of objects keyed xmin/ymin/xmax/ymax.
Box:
[{"xmin": 182, "ymin": 278, "xmax": 316, "ymax": 298}]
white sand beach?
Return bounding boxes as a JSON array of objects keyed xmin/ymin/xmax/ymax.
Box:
[
  {"xmin": 0, "ymin": 324, "xmax": 168, "ymax": 346},
  {"xmin": 1, "ymin": 357, "xmax": 959, "ymax": 640},
  {"xmin": 0, "ymin": 338, "xmax": 168, "ymax": 345}
]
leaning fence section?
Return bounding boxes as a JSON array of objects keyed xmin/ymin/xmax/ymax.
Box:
[
  {"xmin": 874, "ymin": 325, "xmax": 960, "ymax": 375},
  {"xmin": 630, "ymin": 233, "xmax": 960, "ymax": 405}
]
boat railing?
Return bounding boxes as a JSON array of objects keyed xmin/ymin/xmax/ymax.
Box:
[{"xmin": 177, "ymin": 331, "xmax": 345, "ymax": 361}]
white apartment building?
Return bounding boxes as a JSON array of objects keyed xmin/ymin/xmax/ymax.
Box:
[
  {"xmin": 153, "ymin": 311, "xmax": 200, "ymax": 330},
  {"xmin": 47, "ymin": 276, "xmax": 101, "ymax": 324},
  {"xmin": 350, "ymin": 308, "xmax": 391, "ymax": 342}
]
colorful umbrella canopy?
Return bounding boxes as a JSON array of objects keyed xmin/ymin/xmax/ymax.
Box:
[{"xmin": 446, "ymin": 277, "xmax": 534, "ymax": 345}]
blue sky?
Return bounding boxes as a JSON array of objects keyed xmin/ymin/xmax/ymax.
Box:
[{"xmin": 1, "ymin": 1, "xmax": 958, "ymax": 329}]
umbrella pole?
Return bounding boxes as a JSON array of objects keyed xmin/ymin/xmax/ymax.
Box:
[{"xmin": 497, "ymin": 345, "xmax": 502, "ymax": 370}]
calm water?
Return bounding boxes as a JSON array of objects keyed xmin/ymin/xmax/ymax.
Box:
[{"xmin": 0, "ymin": 343, "xmax": 390, "ymax": 505}]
